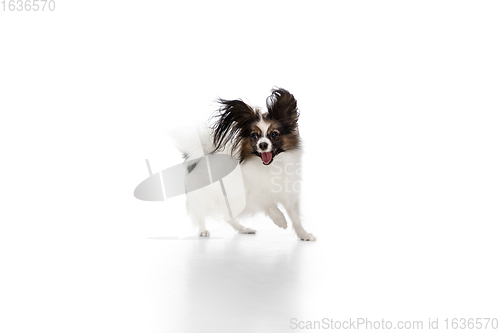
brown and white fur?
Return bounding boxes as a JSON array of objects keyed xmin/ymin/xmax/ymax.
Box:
[{"xmin": 180, "ymin": 88, "xmax": 316, "ymax": 241}]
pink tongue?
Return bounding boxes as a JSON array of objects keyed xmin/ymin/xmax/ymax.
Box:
[{"xmin": 261, "ymin": 152, "xmax": 273, "ymax": 165}]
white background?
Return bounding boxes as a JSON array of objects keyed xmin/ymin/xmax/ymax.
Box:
[{"xmin": 1, "ymin": 1, "xmax": 499, "ymax": 332}]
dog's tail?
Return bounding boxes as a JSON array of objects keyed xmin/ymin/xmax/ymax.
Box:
[{"xmin": 168, "ymin": 123, "xmax": 214, "ymax": 161}]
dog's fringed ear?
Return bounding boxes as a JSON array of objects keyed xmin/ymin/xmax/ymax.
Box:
[
  {"xmin": 266, "ymin": 88, "xmax": 299, "ymax": 132},
  {"xmin": 212, "ymin": 99, "xmax": 259, "ymax": 153}
]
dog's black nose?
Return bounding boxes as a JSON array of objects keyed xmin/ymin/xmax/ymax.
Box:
[{"xmin": 258, "ymin": 142, "xmax": 268, "ymax": 150}]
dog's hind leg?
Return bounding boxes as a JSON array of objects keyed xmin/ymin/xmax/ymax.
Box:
[
  {"xmin": 227, "ymin": 219, "xmax": 256, "ymax": 234},
  {"xmin": 188, "ymin": 212, "xmax": 210, "ymax": 237},
  {"xmin": 197, "ymin": 220, "xmax": 210, "ymax": 237}
]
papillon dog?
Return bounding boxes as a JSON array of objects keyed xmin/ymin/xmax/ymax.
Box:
[{"xmin": 177, "ymin": 88, "xmax": 316, "ymax": 241}]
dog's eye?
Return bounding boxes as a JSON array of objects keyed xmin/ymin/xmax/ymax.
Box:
[
  {"xmin": 271, "ymin": 131, "xmax": 279, "ymax": 139},
  {"xmin": 251, "ymin": 133, "xmax": 258, "ymax": 140}
]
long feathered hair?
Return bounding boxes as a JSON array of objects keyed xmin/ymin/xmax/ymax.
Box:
[{"xmin": 211, "ymin": 98, "xmax": 260, "ymax": 155}]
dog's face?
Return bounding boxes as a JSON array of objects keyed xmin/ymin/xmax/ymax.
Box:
[
  {"xmin": 212, "ymin": 88, "xmax": 300, "ymax": 165},
  {"xmin": 239, "ymin": 114, "xmax": 300, "ymax": 165}
]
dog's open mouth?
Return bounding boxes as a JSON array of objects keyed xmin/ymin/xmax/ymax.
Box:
[{"xmin": 258, "ymin": 151, "xmax": 275, "ymax": 165}]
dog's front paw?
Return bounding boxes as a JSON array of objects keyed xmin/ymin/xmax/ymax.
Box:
[
  {"xmin": 299, "ymin": 233, "xmax": 317, "ymax": 241},
  {"xmin": 272, "ymin": 217, "xmax": 288, "ymax": 229},
  {"xmin": 199, "ymin": 230, "xmax": 210, "ymax": 237},
  {"xmin": 239, "ymin": 228, "xmax": 256, "ymax": 234}
]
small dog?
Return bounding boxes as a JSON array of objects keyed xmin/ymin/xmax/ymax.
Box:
[{"xmin": 178, "ymin": 88, "xmax": 316, "ymax": 241}]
